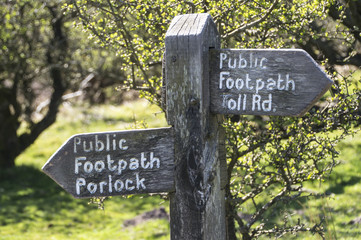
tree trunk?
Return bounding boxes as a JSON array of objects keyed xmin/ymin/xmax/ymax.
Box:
[
  {"xmin": 18, "ymin": 6, "xmax": 67, "ymax": 156},
  {"xmin": 0, "ymin": 6, "xmax": 67, "ymax": 169},
  {"xmin": 0, "ymin": 91, "xmax": 20, "ymax": 168}
]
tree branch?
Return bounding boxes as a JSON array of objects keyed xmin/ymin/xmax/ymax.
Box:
[
  {"xmin": 18, "ymin": 6, "xmax": 67, "ymax": 154},
  {"xmin": 223, "ymin": 0, "xmax": 279, "ymax": 39}
]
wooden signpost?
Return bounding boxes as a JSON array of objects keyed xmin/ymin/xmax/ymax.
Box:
[
  {"xmin": 42, "ymin": 128, "xmax": 174, "ymax": 198},
  {"xmin": 210, "ymin": 49, "xmax": 333, "ymax": 116},
  {"xmin": 43, "ymin": 13, "xmax": 332, "ymax": 240},
  {"xmin": 165, "ymin": 13, "xmax": 227, "ymax": 240}
]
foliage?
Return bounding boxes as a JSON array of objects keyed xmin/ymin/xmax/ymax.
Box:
[
  {"xmin": 0, "ymin": 0, "xmax": 68, "ymax": 168},
  {"xmin": 0, "ymin": 101, "xmax": 170, "ymax": 240},
  {"xmin": 64, "ymin": 0, "xmax": 361, "ymax": 239},
  {"xmin": 0, "ymin": 0, "xmax": 130, "ymax": 168},
  {"xmin": 1, "ymin": 102, "xmax": 361, "ymax": 239}
]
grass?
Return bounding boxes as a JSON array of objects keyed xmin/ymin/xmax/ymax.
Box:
[
  {"xmin": 255, "ymin": 131, "xmax": 361, "ymax": 240},
  {"xmin": 300, "ymin": 133, "xmax": 361, "ymax": 239},
  {"xmin": 0, "ymin": 99, "xmax": 170, "ymax": 240},
  {"xmin": 1, "ymin": 99, "xmax": 361, "ymax": 239}
]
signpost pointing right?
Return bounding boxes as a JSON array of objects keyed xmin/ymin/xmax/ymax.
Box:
[
  {"xmin": 42, "ymin": 13, "xmax": 334, "ymax": 240},
  {"xmin": 209, "ymin": 49, "xmax": 333, "ymax": 116}
]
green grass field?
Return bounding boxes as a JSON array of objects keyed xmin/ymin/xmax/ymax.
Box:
[
  {"xmin": 1, "ymin": 99, "xmax": 361, "ymax": 239},
  {"xmin": 0, "ymin": 100, "xmax": 170, "ymax": 240}
]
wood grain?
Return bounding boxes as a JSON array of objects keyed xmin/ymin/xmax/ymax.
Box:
[
  {"xmin": 42, "ymin": 128, "xmax": 174, "ymax": 198},
  {"xmin": 209, "ymin": 49, "xmax": 333, "ymax": 116},
  {"xmin": 165, "ymin": 13, "xmax": 227, "ymax": 240}
]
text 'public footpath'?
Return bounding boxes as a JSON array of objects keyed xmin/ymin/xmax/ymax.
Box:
[
  {"xmin": 73, "ymin": 134, "xmax": 161, "ymax": 195},
  {"xmin": 219, "ymin": 52, "xmax": 296, "ymax": 113}
]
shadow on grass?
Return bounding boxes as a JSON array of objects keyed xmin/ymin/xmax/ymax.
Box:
[
  {"xmin": 0, "ymin": 165, "xmax": 169, "ymax": 226},
  {"xmin": 325, "ymin": 175, "xmax": 361, "ymax": 195},
  {"xmin": 0, "ymin": 165, "xmax": 90, "ymax": 226},
  {"xmin": 253, "ymin": 174, "xmax": 361, "ymax": 238}
]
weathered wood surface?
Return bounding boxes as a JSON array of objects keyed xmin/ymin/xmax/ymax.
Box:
[
  {"xmin": 165, "ymin": 13, "xmax": 227, "ymax": 240},
  {"xmin": 42, "ymin": 128, "xmax": 174, "ymax": 198},
  {"xmin": 210, "ymin": 49, "xmax": 333, "ymax": 116}
]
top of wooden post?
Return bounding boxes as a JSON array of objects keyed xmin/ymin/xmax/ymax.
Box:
[
  {"xmin": 166, "ymin": 13, "xmax": 217, "ymax": 38},
  {"xmin": 165, "ymin": 13, "xmax": 219, "ymax": 126}
]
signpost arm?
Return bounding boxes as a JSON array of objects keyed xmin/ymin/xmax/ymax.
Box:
[{"xmin": 165, "ymin": 14, "xmax": 227, "ymax": 239}]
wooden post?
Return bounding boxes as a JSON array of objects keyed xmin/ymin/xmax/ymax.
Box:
[{"xmin": 165, "ymin": 13, "xmax": 227, "ymax": 239}]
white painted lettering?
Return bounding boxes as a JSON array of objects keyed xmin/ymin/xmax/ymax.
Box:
[
  {"xmin": 83, "ymin": 140, "xmax": 93, "ymax": 152},
  {"xmin": 150, "ymin": 152, "xmax": 160, "ymax": 169},
  {"xmin": 136, "ymin": 173, "xmax": 146, "ymax": 190},
  {"xmin": 243, "ymin": 94, "xmax": 247, "ymax": 111},
  {"xmin": 72, "ymin": 134, "xmax": 133, "ymax": 153},
  {"xmin": 260, "ymin": 57, "xmax": 268, "ymax": 68},
  {"xmin": 262, "ymin": 94, "xmax": 273, "ymax": 112},
  {"xmin": 266, "ymin": 78, "xmax": 276, "ymax": 90},
  {"xmin": 119, "ymin": 139, "xmax": 128, "ymax": 150},
  {"xmin": 87, "ymin": 182, "xmax": 97, "ymax": 194},
  {"xmin": 118, "ymin": 160, "xmax": 127, "ymax": 175},
  {"xmin": 106, "ymin": 134, "xmax": 110, "ymax": 151},
  {"xmin": 252, "ymin": 94, "xmax": 261, "ymax": 111},
  {"xmin": 84, "ymin": 161, "xmax": 93, "ymax": 173},
  {"xmin": 141, "ymin": 152, "xmax": 150, "ymax": 169},
  {"xmin": 112, "ymin": 134, "xmax": 116, "ymax": 150},
  {"xmin": 250, "ymin": 53, "xmax": 253, "ymax": 68},
  {"xmin": 107, "ymin": 154, "xmax": 117, "ymax": 171},
  {"xmin": 237, "ymin": 94, "xmax": 242, "ymax": 111},
  {"xmin": 277, "ymin": 74, "xmax": 285, "ymax": 90},
  {"xmin": 75, "ymin": 156, "xmax": 86, "ymax": 174},
  {"xmin": 75, "ymin": 172, "xmax": 148, "ymax": 195},
  {"xmin": 99, "ymin": 181, "xmax": 107, "ymax": 193},
  {"xmin": 228, "ymin": 57, "xmax": 237, "ymax": 68},
  {"xmin": 254, "ymin": 57, "xmax": 258, "ymax": 68},
  {"xmin": 95, "ymin": 135, "xmax": 104, "ymax": 152},
  {"xmin": 235, "ymin": 78, "xmax": 244, "ymax": 90},
  {"xmin": 108, "ymin": 175, "xmax": 113, "ymax": 193},
  {"xmin": 246, "ymin": 74, "xmax": 253, "ymax": 90},
  {"xmin": 256, "ymin": 79, "xmax": 264, "ymax": 94},
  {"xmin": 125, "ymin": 179, "xmax": 134, "ymax": 191},
  {"xmin": 226, "ymin": 77, "xmax": 234, "ymax": 89},
  {"xmin": 94, "ymin": 160, "xmax": 105, "ymax": 173},
  {"xmin": 220, "ymin": 52, "xmax": 227, "ymax": 69},
  {"xmin": 238, "ymin": 54, "xmax": 247, "ymax": 68},
  {"xmin": 228, "ymin": 98, "xmax": 237, "ymax": 110},
  {"xmin": 285, "ymin": 74, "xmax": 295, "ymax": 91},
  {"xmin": 219, "ymin": 72, "xmax": 229, "ymax": 89},
  {"xmin": 220, "ymin": 52, "xmax": 268, "ymax": 70},
  {"xmin": 74, "ymin": 137, "xmax": 81, "ymax": 153},
  {"xmin": 114, "ymin": 179, "xmax": 124, "ymax": 192},
  {"xmin": 76, "ymin": 178, "xmax": 86, "ymax": 195},
  {"xmin": 129, "ymin": 158, "xmax": 139, "ymax": 170}
]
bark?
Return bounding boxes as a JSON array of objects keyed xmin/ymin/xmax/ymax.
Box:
[
  {"xmin": 0, "ymin": 90, "xmax": 20, "ymax": 168},
  {"xmin": 18, "ymin": 6, "xmax": 67, "ymax": 154},
  {"xmin": 0, "ymin": 6, "xmax": 68, "ymax": 168}
]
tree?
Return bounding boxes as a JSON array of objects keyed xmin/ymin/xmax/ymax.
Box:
[
  {"xmin": 67, "ymin": 0, "xmax": 360, "ymax": 239},
  {"xmin": 0, "ymin": 1, "xmax": 126, "ymax": 168},
  {"xmin": 0, "ymin": 1, "xmax": 69, "ymax": 168}
]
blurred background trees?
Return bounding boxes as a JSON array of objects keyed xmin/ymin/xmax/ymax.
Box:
[
  {"xmin": 0, "ymin": 0, "xmax": 127, "ymax": 168},
  {"xmin": 0, "ymin": 1, "xmax": 68, "ymax": 168},
  {"xmin": 1, "ymin": 0, "xmax": 360, "ymax": 239}
]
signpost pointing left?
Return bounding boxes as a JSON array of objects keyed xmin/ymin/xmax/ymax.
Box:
[
  {"xmin": 42, "ymin": 127, "xmax": 174, "ymax": 198},
  {"xmin": 42, "ymin": 13, "xmax": 333, "ymax": 240}
]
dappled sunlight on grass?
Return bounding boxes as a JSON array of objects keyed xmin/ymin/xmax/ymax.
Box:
[
  {"xmin": 2, "ymin": 100, "xmax": 170, "ymax": 240},
  {"xmin": 3, "ymin": 100, "xmax": 361, "ymax": 239}
]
